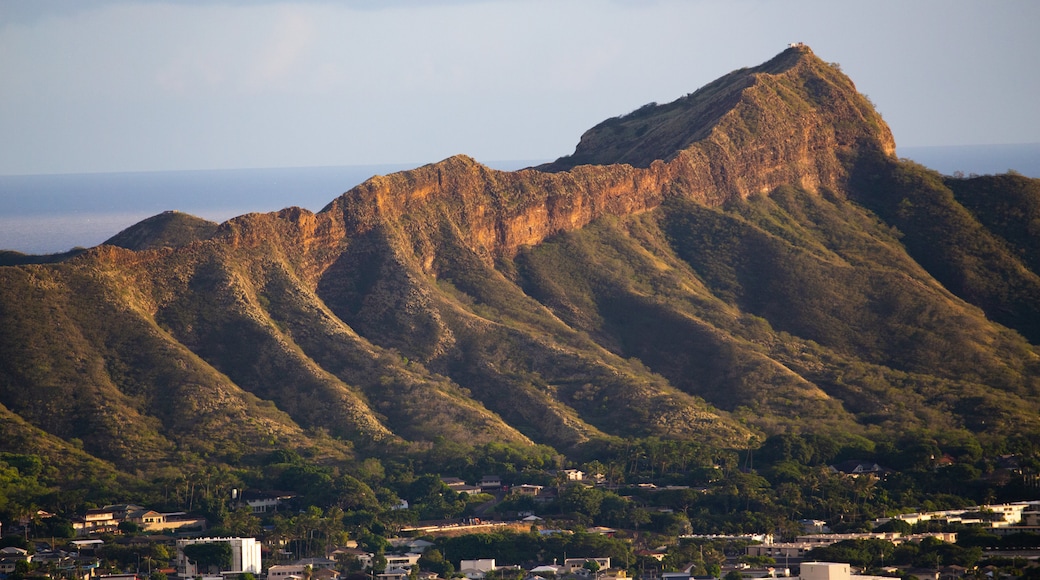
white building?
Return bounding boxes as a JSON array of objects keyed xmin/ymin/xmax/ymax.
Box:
[
  {"xmin": 564, "ymin": 558, "xmax": 610, "ymax": 573},
  {"xmin": 460, "ymin": 559, "xmax": 496, "ymax": 572},
  {"xmin": 268, "ymin": 565, "xmax": 306, "ymax": 580},
  {"xmin": 175, "ymin": 537, "xmax": 261, "ymax": 578},
  {"xmin": 460, "ymin": 559, "xmax": 496, "ymax": 580},
  {"xmin": 385, "ymin": 554, "xmax": 422, "ymax": 570},
  {"xmin": 799, "ymin": 562, "xmax": 890, "ymax": 580}
]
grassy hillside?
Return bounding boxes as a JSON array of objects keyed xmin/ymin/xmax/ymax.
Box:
[{"xmin": 105, "ymin": 210, "xmax": 219, "ymax": 251}]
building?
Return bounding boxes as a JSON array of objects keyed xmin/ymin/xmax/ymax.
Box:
[
  {"xmin": 797, "ymin": 533, "xmax": 901, "ymax": 546},
  {"xmin": 239, "ymin": 491, "xmax": 296, "ymax": 514},
  {"xmin": 385, "ymin": 554, "xmax": 422, "ymax": 570},
  {"xmin": 71, "ymin": 504, "xmax": 206, "ymax": 536},
  {"xmin": 564, "ymin": 558, "xmax": 610, "ymax": 573},
  {"xmin": 295, "ymin": 558, "xmax": 336, "ymax": 571},
  {"xmin": 268, "ymin": 565, "xmax": 305, "ymax": 580},
  {"xmin": 515, "ymin": 485, "xmax": 544, "ymax": 496},
  {"xmin": 560, "ymin": 469, "xmax": 585, "ymax": 481},
  {"xmin": 479, "ymin": 475, "xmax": 502, "ymax": 490},
  {"xmin": 73, "ymin": 505, "xmax": 145, "ymax": 536},
  {"xmin": 378, "ymin": 570, "xmax": 411, "ymax": 580},
  {"xmin": 460, "ymin": 559, "xmax": 496, "ymax": 573},
  {"xmin": 441, "ymin": 478, "xmax": 483, "ymax": 495},
  {"xmin": 828, "ymin": 461, "xmax": 892, "ymax": 478},
  {"xmin": 746, "ymin": 543, "xmax": 814, "ymax": 560},
  {"xmin": 174, "ymin": 537, "xmax": 261, "ymax": 579},
  {"xmin": 873, "ymin": 501, "xmax": 1035, "ymax": 529},
  {"xmin": 749, "ymin": 532, "xmax": 958, "ymax": 561},
  {"xmin": 330, "ymin": 547, "xmax": 373, "ymax": 569},
  {"xmin": 799, "ymin": 562, "xmax": 889, "ymax": 580}
]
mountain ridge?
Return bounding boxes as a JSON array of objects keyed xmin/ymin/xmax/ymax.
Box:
[{"xmin": 1, "ymin": 46, "xmax": 1038, "ymax": 487}]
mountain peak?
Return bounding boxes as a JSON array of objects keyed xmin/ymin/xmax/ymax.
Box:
[
  {"xmin": 540, "ymin": 45, "xmax": 893, "ymax": 172},
  {"xmin": 104, "ymin": 210, "xmax": 218, "ymax": 251},
  {"xmin": 311, "ymin": 48, "xmax": 897, "ymax": 263}
]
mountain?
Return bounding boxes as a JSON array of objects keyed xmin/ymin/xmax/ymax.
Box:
[
  {"xmin": 104, "ymin": 210, "xmax": 219, "ymax": 251},
  {"xmin": 1, "ymin": 45, "xmax": 1038, "ymax": 486}
]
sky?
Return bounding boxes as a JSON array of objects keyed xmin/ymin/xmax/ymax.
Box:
[{"xmin": 1, "ymin": 0, "xmax": 1038, "ymax": 176}]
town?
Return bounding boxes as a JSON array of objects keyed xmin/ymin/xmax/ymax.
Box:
[{"xmin": 3, "ymin": 461, "xmax": 1040, "ymax": 580}]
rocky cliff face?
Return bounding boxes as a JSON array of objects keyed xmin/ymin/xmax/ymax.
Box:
[
  {"xmin": 280, "ymin": 46, "xmax": 895, "ymax": 268},
  {"xmin": 1, "ymin": 46, "xmax": 1038, "ymax": 478}
]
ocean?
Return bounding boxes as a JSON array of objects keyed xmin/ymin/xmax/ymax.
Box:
[
  {"xmin": 0, "ymin": 160, "xmax": 537, "ymax": 255},
  {"xmin": 1, "ymin": 145, "xmax": 1037, "ymax": 255}
]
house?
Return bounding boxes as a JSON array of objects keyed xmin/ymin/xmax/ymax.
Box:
[
  {"xmin": 385, "ymin": 554, "xmax": 422, "ymax": 571},
  {"xmin": 407, "ymin": 539, "xmax": 435, "ymax": 553},
  {"xmin": 746, "ymin": 543, "xmax": 813, "ymax": 559},
  {"xmin": 378, "ymin": 569, "xmax": 411, "ymax": 580},
  {"xmin": 313, "ymin": 570, "xmax": 341, "ymax": 580},
  {"xmin": 799, "ymin": 562, "xmax": 891, "ymax": 580},
  {"xmin": 73, "ymin": 507, "xmax": 120, "ymax": 535},
  {"xmin": 0, "ymin": 548, "xmax": 29, "ymax": 560},
  {"xmin": 563, "ymin": 469, "xmax": 585, "ymax": 481},
  {"xmin": 564, "ymin": 558, "xmax": 610, "ymax": 574},
  {"xmin": 636, "ymin": 548, "xmax": 666, "ymax": 562},
  {"xmin": 268, "ymin": 565, "xmax": 306, "ymax": 580},
  {"xmin": 153, "ymin": 512, "xmax": 207, "ymax": 532},
  {"xmin": 32, "ymin": 550, "xmax": 73, "ymax": 566},
  {"xmin": 72, "ymin": 504, "xmax": 205, "ymax": 536},
  {"xmin": 0, "ymin": 549, "xmax": 33, "ymax": 577},
  {"xmin": 828, "ymin": 461, "xmax": 892, "ymax": 478},
  {"xmin": 798, "ymin": 520, "xmax": 829, "ymax": 534},
  {"xmin": 479, "ymin": 475, "xmax": 502, "ymax": 490},
  {"xmin": 559, "ymin": 469, "xmax": 585, "ymax": 481},
  {"xmin": 70, "ymin": 539, "xmax": 105, "ymax": 552},
  {"xmin": 441, "ymin": 478, "xmax": 483, "ymax": 495},
  {"xmin": 515, "ymin": 485, "xmax": 544, "ymax": 497},
  {"xmin": 268, "ymin": 565, "xmax": 340, "ymax": 580},
  {"xmin": 331, "ymin": 547, "xmax": 373, "ymax": 569},
  {"xmin": 240, "ymin": 490, "xmax": 296, "ymax": 514},
  {"xmin": 460, "ymin": 559, "xmax": 496, "ymax": 580},
  {"xmin": 460, "ymin": 559, "xmax": 496, "ymax": 573},
  {"xmin": 293, "ymin": 558, "xmax": 337, "ymax": 571},
  {"xmin": 587, "ymin": 527, "xmax": 616, "ymax": 537}
]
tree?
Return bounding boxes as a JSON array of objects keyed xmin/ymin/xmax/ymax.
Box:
[
  {"xmin": 183, "ymin": 543, "xmax": 233, "ymax": 572},
  {"xmin": 418, "ymin": 549, "xmax": 454, "ymax": 578},
  {"xmin": 583, "ymin": 560, "xmax": 601, "ymax": 574},
  {"xmin": 724, "ymin": 570, "xmax": 743, "ymax": 580},
  {"xmin": 222, "ymin": 506, "xmax": 261, "ymax": 537}
]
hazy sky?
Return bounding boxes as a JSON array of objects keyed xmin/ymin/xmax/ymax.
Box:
[{"xmin": 1, "ymin": 0, "xmax": 1038, "ymax": 175}]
